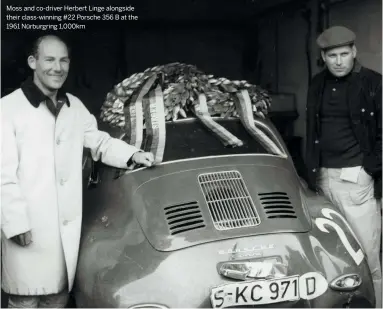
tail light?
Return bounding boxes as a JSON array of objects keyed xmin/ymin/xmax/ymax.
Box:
[{"xmin": 329, "ymin": 274, "xmax": 362, "ymax": 291}]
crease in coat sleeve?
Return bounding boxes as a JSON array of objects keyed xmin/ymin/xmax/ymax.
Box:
[
  {"xmin": 1, "ymin": 116, "xmax": 31, "ymax": 239},
  {"xmin": 80, "ymin": 103, "xmax": 140, "ymax": 168}
]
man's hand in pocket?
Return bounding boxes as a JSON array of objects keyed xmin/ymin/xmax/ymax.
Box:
[{"xmin": 10, "ymin": 231, "xmax": 32, "ymax": 246}]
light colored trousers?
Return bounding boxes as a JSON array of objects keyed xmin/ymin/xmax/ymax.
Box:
[
  {"xmin": 7, "ymin": 290, "xmax": 69, "ymax": 308},
  {"xmin": 318, "ymin": 167, "xmax": 382, "ymax": 308}
]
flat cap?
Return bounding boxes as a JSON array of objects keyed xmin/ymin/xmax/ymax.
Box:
[{"xmin": 317, "ymin": 26, "xmax": 356, "ymax": 49}]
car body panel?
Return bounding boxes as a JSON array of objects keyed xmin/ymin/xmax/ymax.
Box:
[
  {"xmin": 127, "ymin": 155, "xmax": 311, "ymax": 251},
  {"xmin": 75, "ymin": 119, "xmax": 375, "ymax": 308}
]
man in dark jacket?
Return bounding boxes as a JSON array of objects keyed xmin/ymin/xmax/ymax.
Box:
[{"xmin": 305, "ymin": 25, "xmax": 381, "ymax": 307}]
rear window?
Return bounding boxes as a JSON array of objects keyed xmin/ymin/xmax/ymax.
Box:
[{"xmin": 141, "ymin": 118, "xmax": 283, "ymax": 162}]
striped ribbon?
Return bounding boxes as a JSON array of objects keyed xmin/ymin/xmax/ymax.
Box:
[
  {"xmin": 115, "ymin": 74, "xmax": 158, "ymax": 178},
  {"xmin": 194, "ymin": 93, "xmax": 243, "ymax": 147},
  {"xmin": 115, "ymin": 82, "xmax": 280, "ymax": 179},
  {"xmin": 235, "ymin": 90, "xmax": 283, "ymax": 156},
  {"xmin": 122, "ymin": 73, "xmax": 158, "ymax": 149},
  {"xmin": 142, "ymin": 85, "xmax": 166, "ymax": 164},
  {"xmin": 123, "ymin": 95, "xmax": 143, "ymax": 149}
]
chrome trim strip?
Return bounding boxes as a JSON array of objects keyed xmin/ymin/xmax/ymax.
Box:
[{"xmin": 124, "ymin": 153, "xmax": 287, "ymax": 175}]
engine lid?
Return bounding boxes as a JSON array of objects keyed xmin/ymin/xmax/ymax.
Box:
[{"xmin": 127, "ymin": 156, "xmax": 311, "ymax": 251}]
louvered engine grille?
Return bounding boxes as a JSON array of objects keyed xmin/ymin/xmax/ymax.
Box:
[
  {"xmin": 164, "ymin": 201, "xmax": 206, "ymax": 235},
  {"xmin": 198, "ymin": 171, "xmax": 261, "ymax": 231},
  {"xmin": 258, "ymin": 192, "xmax": 297, "ymax": 219}
]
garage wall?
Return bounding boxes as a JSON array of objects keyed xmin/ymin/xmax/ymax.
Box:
[
  {"xmin": 257, "ymin": 3, "xmax": 314, "ymax": 147},
  {"xmin": 277, "ymin": 9, "xmax": 310, "ymax": 141},
  {"xmin": 329, "ymin": 0, "xmax": 382, "ymax": 73}
]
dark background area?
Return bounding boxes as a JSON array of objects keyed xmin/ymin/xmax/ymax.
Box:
[
  {"xmin": 1, "ymin": 0, "xmax": 296, "ymax": 115},
  {"xmin": 2, "ymin": 0, "xmax": 381, "ymax": 123}
]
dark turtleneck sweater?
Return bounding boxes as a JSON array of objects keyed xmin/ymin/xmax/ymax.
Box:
[{"xmin": 319, "ymin": 70, "xmax": 363, "ymax": 168}]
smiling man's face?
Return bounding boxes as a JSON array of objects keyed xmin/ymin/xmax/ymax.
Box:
[{"xmin": 28, "ymin": 38, "xmax": 70, "ymax": 93}]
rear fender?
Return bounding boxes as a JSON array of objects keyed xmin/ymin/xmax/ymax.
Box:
[{"xmin": 303, "ymin": 191, "xmax": 374, "ymax": 300}]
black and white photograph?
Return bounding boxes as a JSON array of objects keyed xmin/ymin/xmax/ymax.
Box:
[{"xmin": 1, "ymin": 0, "xmax": 382, "ymax": 308}]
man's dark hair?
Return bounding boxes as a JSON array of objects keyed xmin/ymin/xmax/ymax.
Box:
[{"xmin": 30, "ymin": 35, "xmax": 70, "ymax": 58}]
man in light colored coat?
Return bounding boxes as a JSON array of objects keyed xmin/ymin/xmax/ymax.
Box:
[{"xmin": 1, "ymin": 35, "xmax": 155, "ymax": 308}]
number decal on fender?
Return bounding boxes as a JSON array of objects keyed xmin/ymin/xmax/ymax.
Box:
[
  {"xmin": 315, "ymin": 209, "xmax": 364, "ymax": 265},
  {"xmin": 321, "ymin": 208, "xmax": 363, "ymax": 249}
]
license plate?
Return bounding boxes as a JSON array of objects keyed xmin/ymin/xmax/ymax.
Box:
[{"xmin": 210, "ymin": 276, "xmax": 299, "ymax": 308}]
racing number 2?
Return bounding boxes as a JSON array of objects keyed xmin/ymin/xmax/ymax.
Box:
[{"xmin": 315, "ymin": 208, "xmax": 364, "ymax": 265}]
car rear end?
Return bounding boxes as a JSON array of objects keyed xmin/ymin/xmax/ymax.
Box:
[{"xmin": 76, "ymin": 118, "xmax": 374, "ymax": 308}]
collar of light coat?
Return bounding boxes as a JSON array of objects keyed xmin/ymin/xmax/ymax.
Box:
[{"xmin": 21, "ymin": 77, "xmax": 70, "ymax": 108}]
